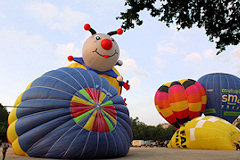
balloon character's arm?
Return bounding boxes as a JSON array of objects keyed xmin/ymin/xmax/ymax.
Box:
[
  {"xmin": 123, "ymin": 80, "xmax": 130, "ymax": 90},
  {"xmin": 118, "ymin": 80, "xmax": 130, "ymax": 91},
  {"xmin": 68, "ymin": 56, "xmax": 84, "ymax": 65},
  {"xmin": 115, "ymin": 60, "xmax": 129, "ymax": 90},
  {"xmin": 115, "ymin": 60, "xmax": 123, "ymax": 66}
]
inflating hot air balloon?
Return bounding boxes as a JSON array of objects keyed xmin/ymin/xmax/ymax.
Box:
[
  {"xmin": 7, "ymin": 67, "xmax": 132, "ymax": 159},
  {"xmin": 154, "ymin": 79, "xmax": 207, "ymax": 128},
  {"xmin": 68, "ymin": 24, "xmax": 130, "ymax": 95},
  {"xmin": 198, "ymin": 73, "xmax": 240, "ymax": 123},
  {"xmin": 168, "ymin": 116, "xmax": 240, "ymax": 150}
]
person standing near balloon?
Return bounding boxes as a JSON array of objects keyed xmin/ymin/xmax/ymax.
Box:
[
  {"xmin": 2, "ymin": 142, "xmax": 9, "ymax": 160},
  {"xmin": 235, "ymin": 143, "xmax": 240, "ymax": 150}
]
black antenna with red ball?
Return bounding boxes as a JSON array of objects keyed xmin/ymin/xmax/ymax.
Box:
[
  {"xmin": 84, "ymin": 24, "xmax": 123, "ymax": 36},
  {"xmin": 107, "ymin": 28, "xmax": 123, "ymax": 36},
  {"xmin": 84, "ymin": 24, "xmax": 96, "ymax": 35}
]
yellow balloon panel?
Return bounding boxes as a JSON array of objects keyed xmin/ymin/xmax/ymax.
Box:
[
  {"xmin": 7, "ymin": 120, "xmax": 18, "ymax": 143},
  {"xmin": 12, "ymin": 139, "xmax": 27, "ymax": 156},
  {"xmin": 168, "ymin": 116, "xmax": 240, "ymax": 150},
  {"xmin": 8, "ymin": 79, "xmax": 34, "ymax": 146}
]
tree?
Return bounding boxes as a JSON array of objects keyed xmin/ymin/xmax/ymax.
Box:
[
  {"xmin": 117, "ymin": 0, "xmax": 240, "ymax": 55},
  {"xmin": 164, "ymin": 125, "xmax": 177, "ymax": 140},
  {"xmin": 131, "ymin": 117, "xmax": 176, "ymax": 141},
  {"xmin": 0, "ymin": 104, "xmax": 9, "ymax": 142},
  {"xmin": 131, "ymin": 117, "xmax": 148, "ymax": 139}
]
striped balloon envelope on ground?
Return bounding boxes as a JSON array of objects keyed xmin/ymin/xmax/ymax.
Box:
[
  {"xmin": 7, "ymin": 67, "xmax": 132, "ymax": 159},
  {"xmin": 154, "ymin": 79, "xmax": 207, "ymax": 128},
  {"xmin": 198, "ymin": 73, "xmax": 240, "ymax": 123},
  {"xmin": 168, "ymin": 116, "xmax": 240, "ymax": 150}
]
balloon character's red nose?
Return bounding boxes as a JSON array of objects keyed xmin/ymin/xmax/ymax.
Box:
[{"xmin": 101, "ymin": 39, "xmax": 113, "ymax": 50}]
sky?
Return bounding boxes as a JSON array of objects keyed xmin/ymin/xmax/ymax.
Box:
[{"xmin": 0, "ymin": 0, "xmax": 240, "ymax": 126}]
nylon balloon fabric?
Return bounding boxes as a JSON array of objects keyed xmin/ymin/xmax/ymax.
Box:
[
  {"xmin": 198, "ymin": 73, "xmax": 240, "ymax": 123},
  {"xmin": 154, "ymin": 79, "xmax": 207, "ymax": 128},
  {"xmin": 7, "ymin": 67, "xmax": 132, "ymax": 159},
  {"xmin": 168, "ymin": 116, "xmax": 240, "ymax": 150}
]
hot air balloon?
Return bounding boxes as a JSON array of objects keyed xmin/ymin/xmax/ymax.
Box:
[
  {"xmin": 7, "ymin": 67, "xmax": 132, "ymax": 159},
  {"xmin": 154, "ymin": 79, "xmax": 207, "ymax": 128},
  {"xmin": 198, "ymin": 73, "xmax": 240, "ymax": 123},
  {"xmin": 68, "ymin": 24, "xmax": 130, "ymax": 95},
  {"xmin": 168, "ymin": 116, "xmax": 240, "ymax": 150}
]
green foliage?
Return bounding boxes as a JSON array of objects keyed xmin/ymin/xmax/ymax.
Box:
[
  {"xmin": 236, "ymin": 122, "xmax": 240, "ymax": 129},
  {"xmin": 131, "ymin": 117, "xmax": 177, "ymax": 141},
  {"xmin": 117, "ymin": 0, "xmax": 240, "ymax": 55},
  {"xmin": 0, "ymin": 104, "xmax": 9, "ymax": 142}
]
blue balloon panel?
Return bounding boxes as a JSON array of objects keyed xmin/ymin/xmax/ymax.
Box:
[{"xmin": 198, "ymin": 73, "xmax": 240, "ymax": 123}]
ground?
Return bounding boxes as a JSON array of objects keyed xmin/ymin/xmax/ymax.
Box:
[{"xmin": 1, "ymin": 147, "xmax": 240, "ymax": 160}]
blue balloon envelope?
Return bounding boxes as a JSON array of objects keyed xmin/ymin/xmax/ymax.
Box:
[
  {"xmin": 198, "ymin": 73, "xmax": 240, "ymax": 123},
  {"xmin": 8, "ymin": 67, "xmax": 132, "ymax": 159}
]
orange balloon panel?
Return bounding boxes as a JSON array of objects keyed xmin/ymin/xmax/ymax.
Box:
[{"xmin": 154, "ymin": 79, "xmax": 207, "ymax": 128}]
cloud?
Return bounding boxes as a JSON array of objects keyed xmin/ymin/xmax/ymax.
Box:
[
  {"xmin": 0, "ymin": 29, "xmax": 55, "ymax": 106},
  {"xmin": 204, "ymin": 49, "xmax": 214, "ymax": 59},
  {"xmin": 0, "ymin": 29, "xmax": 53, "ymax": 59},
  {"xmin": 232, "ymin": 48, "xmax": 240, "ymax": 58},
  {"xmin": 119, "ymin": 49, "xmax": 148, "ymax": 76},
  {"xmin": 51, "ymin": 8, "xmax": 88, "ymax": 30},
  {"xmin": 56, "ymin": 43, "xmax": 80, "ymax": 56},
  {"xmin": 124, "ymin": 59, "xmax": 148, "ymax": 76},
  {"xmin": 117, "ymin": 49, "xmax": 148, "ymax": 87},
  {"xmin": 119, "ymin": 49, "xmax": 128, "ymax": 60},
  {"xmin": 157, "ymin": 43, "xmax": 177, "ymax": 54},
  {"xmin": 0, "ymin": 29, "xmax": 56, "ymax": 75},
  {"xmin": 231, "ymin": 48, "xmax": 240, "ymax": 74},
  {"xmin": 234, "ymin": 61, "xmax": 240, "ymax": 76},
  {"xmin": 26, "ymin": 2, "xmax": 57, "ymax": 22},
  {"xmin": 235, "ymin": 62, "xmax": 240, "ymax": 68},
  {"xmin": 184, "ymin": 52, "xmax": 202, "ymax": 62},
  {"xmin": 56, "ymin": 43, "xmax": 81, "ymax": 66},
  {"xmin": 25, "ymin": 2, "xmax": 88, "ymax": 31},
  {"xmin": 153, "ymin": 57, "xmax": 166, "ymax": 69},
  {"xmin": 0, "ymin": 11, "xmax": 5, "ymax": 19},
  {"xmin": 128, "ymin": 77, "xmax": 140, "ymax": 89}
]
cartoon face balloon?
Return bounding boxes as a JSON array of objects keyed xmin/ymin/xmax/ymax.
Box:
[{"xmin": 82, "ymin": 24, "xmax": 123, "ymax": 72}]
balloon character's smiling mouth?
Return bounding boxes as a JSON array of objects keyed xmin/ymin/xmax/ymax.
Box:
[{"xmin": 92, "ymin": 48, "xmax": 118, "ymax": 58}]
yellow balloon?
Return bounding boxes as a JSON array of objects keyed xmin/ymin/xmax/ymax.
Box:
[{"xmin": 168, "ymin": 116, "xmax": 240, "ymax": 150}]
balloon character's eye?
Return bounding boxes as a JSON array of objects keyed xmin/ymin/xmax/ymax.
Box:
[
  {"xmin": 95, "ymin": 35, "xmax": 101, "ymax": 40},
  {"xmin": 111, "ymin": 38, "xmax": 115, "ymax": 42}
]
